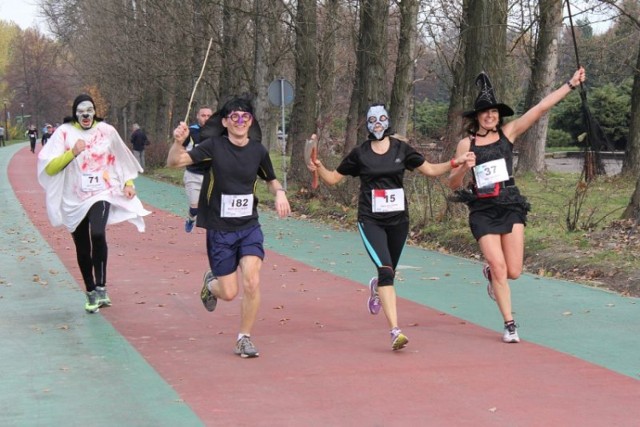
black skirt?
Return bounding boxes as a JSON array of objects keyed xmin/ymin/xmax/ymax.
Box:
[{"xmin": 466, "ymin": 186, "xmax": 531, "ymax": 241}]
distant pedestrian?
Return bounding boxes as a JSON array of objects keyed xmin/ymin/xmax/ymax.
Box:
[
  {"xmin": 130, "ymin": 123, "xmax": 149, "ymax": 170},
  {"xmin": 41, "ymin": 124, "xmax": 53, "ymax": 146},
  {"xmin": 26, "ymin": 125, "xmax": 38, "ymax": 153},
  {"xmin": 37, "ymin": 94, "xmax": 150, "ymax": 313},
  {"xmin": 0, "ymin": 125, "xmax": 5, "ymax": 147}
]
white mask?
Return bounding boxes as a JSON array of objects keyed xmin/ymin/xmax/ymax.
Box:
[
  {"xmin": 76, "ymin": 100, "xmax": 96, "ymax": 129},
  {"xmin": 366, "ymin": 105, "xmax": 389, "ymax": 140}
]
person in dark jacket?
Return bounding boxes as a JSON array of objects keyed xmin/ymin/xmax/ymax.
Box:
[{"xmin": 130, "ymin": 123, "xmax": 149, "ymax": 169}]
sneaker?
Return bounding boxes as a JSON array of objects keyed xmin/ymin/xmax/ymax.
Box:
[
  {"xmin": 234, "ymin": 336, "xmax": 259, "ymax": 358},
  {"xmin": 85, "ymin": 291, "xmax": 100, "ymax": 313},
  {"xmin": 503, "ymin": 321, "xmax": 520, "ymax": 343},
  {"xmin": 367, "ymin": 277, "xmax": 381, "ymax": 315},
  {"xmin": 200, "ymin": 270, "xmax": 218, "ymax": 312},
  {"xmin": 483, "ymin": 264, "xmax": 496, "ymax": 301},
  {"xmin": 95, "ymin": 286, "xmax": 112, "ymax": 307},
  {"xmin": 390, "ymin": 327, "xmax": 409, "ymax": 351},
  {"xmin": 185, "ymin": 216, "xmax": 196, "ymax": 233}
]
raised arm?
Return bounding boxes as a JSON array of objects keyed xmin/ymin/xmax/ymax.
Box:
[
  {"xmin": 503, "ymin": 67, "xmax": 586, "ymax": 141},
  {"xmin": 166, "ymin": 122, "xmax": 195, "ymax": 168}
]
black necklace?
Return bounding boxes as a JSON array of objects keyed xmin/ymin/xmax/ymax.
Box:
[{"xmin": 476, "ymin": 128, "xmax": 496, "ymax": 137}]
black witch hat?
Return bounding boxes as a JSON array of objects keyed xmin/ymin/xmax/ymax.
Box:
[{"xmin": 462, "ymin": 72, "xmax": 514, "ymax": 118}]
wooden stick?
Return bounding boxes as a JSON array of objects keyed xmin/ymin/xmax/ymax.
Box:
[{"xmin": 184, "ymin": 38, "xmax": 213, "ymax": 123}]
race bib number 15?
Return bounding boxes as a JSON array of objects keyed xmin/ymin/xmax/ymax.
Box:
[{"xmin": 371, "ymin": 188, "xmax": 405, "ymax": 213}]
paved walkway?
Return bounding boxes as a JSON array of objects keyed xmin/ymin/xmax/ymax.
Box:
[{"xmin": 1, "ymin": 142, "xmax": 639, "ymax": 426}]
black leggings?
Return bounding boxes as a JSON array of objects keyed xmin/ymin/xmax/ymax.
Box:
[
  {"xmin": 72, "ymin": 201, "xmax": 110, "ymax": 292},
  {"xmin": 357, "ymin": 221, "xmax": 409, "ymax": 286}
]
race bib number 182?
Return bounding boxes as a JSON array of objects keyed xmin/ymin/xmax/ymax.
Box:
[{"xmin": 221, "ymin": 193, "xmax": 254, "ymax": 218}]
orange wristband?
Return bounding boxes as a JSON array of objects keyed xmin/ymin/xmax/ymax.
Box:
[{"xmin": 450, "ymin": 158, "xmax": 459, "ymax": 168}]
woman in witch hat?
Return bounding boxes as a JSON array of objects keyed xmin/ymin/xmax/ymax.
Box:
[{"xmin": 448, "ymin": 67, "xmax": 585, "ymax": 343}]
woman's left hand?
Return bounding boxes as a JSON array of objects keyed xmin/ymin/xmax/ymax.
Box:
[{"xmin": 124, "ymin": 185, "xmax": 136, "ymax": 199}]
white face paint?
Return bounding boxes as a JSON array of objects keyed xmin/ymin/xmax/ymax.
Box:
[
  {"xmin": 366, "ymin": 105, "xmax": 389, "ymax": 140},
  {"xmin": 76, "ymin": 100, "xmax": 96, "ymax": 129}
]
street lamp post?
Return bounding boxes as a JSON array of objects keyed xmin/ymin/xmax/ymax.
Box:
[
  {"xmin": 3, "ymin": 101, "xmax": 8, "ymax": 143},
  {"xmin": 20, "ymin": 103, "xmax": 24, "ymax": 127}
]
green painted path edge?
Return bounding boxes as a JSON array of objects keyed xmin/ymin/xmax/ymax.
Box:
[{"xmin": 0, "ymin": 143, "xmax": 203, "ymax": 427}]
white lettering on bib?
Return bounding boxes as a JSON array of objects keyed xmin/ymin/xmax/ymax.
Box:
[
  {"xmin": 473, "ymin": 158, "xmax": 509, "ymax": 188},
  {"xmin": 221, "ymin": 193, "xmax": 254, "ymax": 218},
  {"xmin": 371, "ymin": 188, "xmax": 405, "ymax": 213},
  {"xmin": 81, "ymin": 172, "xmax": 106, "ymax": 192}
]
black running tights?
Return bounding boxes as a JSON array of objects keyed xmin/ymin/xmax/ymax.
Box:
[{"xmin": 71, "ymin": 201, "xmax": 110, "ymax": 292}]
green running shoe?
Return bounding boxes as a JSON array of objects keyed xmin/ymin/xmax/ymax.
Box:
[
  {"xmin": 85, "ymin": 290, "xmax": 100, "ymax": 313},
  {"xmin": 95, "ymin": 286, "xmax": 112, "ymax": 307}
]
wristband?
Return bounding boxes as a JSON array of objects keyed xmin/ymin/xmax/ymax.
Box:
[
  {"xmin": 566, "ymin": 80, "xmax": 576, "ymax": 90},
  {"xmin": 276, "ymin": 188, "xmax": 286, "ymax": 193},
  {"xmin": 450, "ymin": 159, "xmax": 459, "ymax": 168}
]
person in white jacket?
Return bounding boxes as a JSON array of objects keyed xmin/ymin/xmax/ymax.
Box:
[{"xmin": 37, "ymin": 94, "xmax": 150, "ymax": 313}]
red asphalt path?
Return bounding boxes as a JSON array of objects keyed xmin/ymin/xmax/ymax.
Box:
[{"xmin": 10, "ymin": 146, "xmax": 640, "ymax": 426}]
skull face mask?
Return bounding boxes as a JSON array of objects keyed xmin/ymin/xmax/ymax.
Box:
[
  {"xmin": 76, "ymin": 100, "xmax": 96, "ymax": 129},
  {"xmin": 366, "ymin": 105, "xmax": 389, "ymax": 141}
]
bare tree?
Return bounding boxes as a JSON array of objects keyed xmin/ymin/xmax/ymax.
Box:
[
  {"xmin": 446, "ymin": 0, "xmax": 508, "ymax": 149},
  {"xmin": 515, "ymin": 0, "xmax": 563, "ymax": 175},
  {"xmin": 345, "ymin": 0, "xmax": 390, "ymax": 152},
  {"xmin": 389, "ymin": 0, "xmax": 419, "ymax": 136},
  {"xmin": 288, "ymin": 0, "xmax": 319, "ymax": 184}
]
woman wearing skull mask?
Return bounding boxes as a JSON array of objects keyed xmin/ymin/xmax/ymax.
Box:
[
  {"xmin": 308, "ymin": 104, "xmax": 475, "ymax": 350},
  {"xmin": 37, "ymin": 94, "xmax": 150, "ymax": 313},
  {"xmin": 448, "ymin": 67, "xmax": 585, "ymax": 343}
]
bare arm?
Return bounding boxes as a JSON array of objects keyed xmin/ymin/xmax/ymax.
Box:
[
  {"xmin": 305, "ymin": 137, "xmax": 345, "ymax": 186},
  {"xmin": 503, "ymin": 67, "xmax": 586, "ymax": 141},
  {"xmin": 166, "ymin": 122, "xmax": 194, "ymax": 168},
  {"xmin": 415, "ymin": 150, "xmax": 476, "ymax": 177},
  {"xmin": 448, "ymin": 138, "xmax": 475, "ymax": 190},
  {"xmin": 266, "ymin": 179, "xmax": 291, "ymax": 218}
]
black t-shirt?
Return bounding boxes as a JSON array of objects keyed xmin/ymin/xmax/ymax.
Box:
[
  {"xmin": 188, "ymin": 135, "xmax": 277, "ymax": 231},
  {"xmin": 337, "ymin": 137, "xmax": 425, "ymax": 225},
  {"xmin": 183, "ymin": 124, "xmax": 210, "ymax": 175}
]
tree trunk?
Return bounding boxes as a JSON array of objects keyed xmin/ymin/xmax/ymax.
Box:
[
  {"xmin": 389, "ymin": 0, "xmax": 418, "ymax": 137},
  {"xmin": 316, "ymin": 0, "xmax": 339, "ymax": 149},
  {"xmin": 622, "ymin": 40, "xmax": 640, "ymax": 178},
  {"xmin": 446, "ymin": 0, "xmax": 508, "ymax": 151},
  {"xmin": 345, "ymin": 0, "xmax": 389, "ymax": 152},
  {"xmin": 515, "ymin": 0, "xmax": 563, "ymax": 176},
  {"xmin": 288, "ymin": 0, "xmax": 318, "ymax": 187}
]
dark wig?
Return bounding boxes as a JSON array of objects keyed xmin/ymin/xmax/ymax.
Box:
[{"xmin": 63, "ymin": 94, "xmax": 104, "ymax": 124}]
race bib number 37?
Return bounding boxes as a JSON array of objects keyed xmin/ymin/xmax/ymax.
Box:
[
  {"xmin": 371, "ymin": 188, "xmax": 405, "ymax": 213},
  {"xmin": 221, "ymin": 193, "xmax": 254, "ymax": 218},
  {"xmin": 473, "ymin": 158, "xmax": 509, "ymax": 188}
]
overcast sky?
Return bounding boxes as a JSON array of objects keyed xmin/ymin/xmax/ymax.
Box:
[{"xmin": 0, "ymin": 0, "xmax": 47, "ymax": 32}]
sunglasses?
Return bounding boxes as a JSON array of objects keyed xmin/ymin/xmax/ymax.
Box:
[
  {"xmin": 367, "ymin": 115, "xmax": 388, "ymax": 123},
  {"xmin": 226, "ymin": 111, "xmax": 253, "ymax": 123}
]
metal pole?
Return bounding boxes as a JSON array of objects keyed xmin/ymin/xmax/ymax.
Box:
[
  {"xmin": 280, "ymin": 79, "xmax": 287, "ymax": 190},
  {"xmin": 4, "ymin": 102, "xmax": 8, "ymax": 141}
]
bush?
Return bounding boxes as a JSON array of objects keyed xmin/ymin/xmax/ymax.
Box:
[{"xmin": 546, "ymin": 128, "xmax": 572, "ymax": 148}]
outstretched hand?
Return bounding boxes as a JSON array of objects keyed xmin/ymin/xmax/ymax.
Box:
[{"xmin": 455, "ymin": 151, "xmax": 476, "ymax": 169}]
